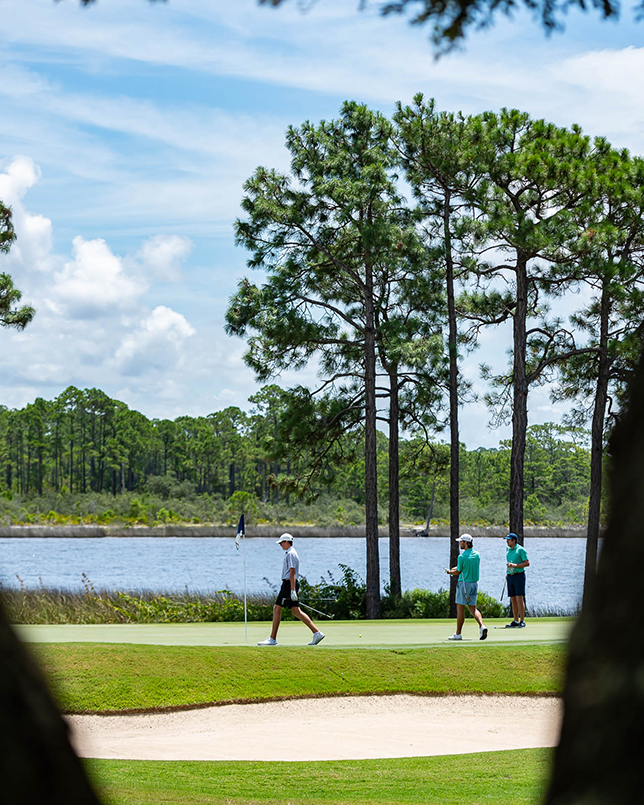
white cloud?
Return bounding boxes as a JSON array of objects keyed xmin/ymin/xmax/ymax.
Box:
[
  {"xmin": 51, "ymin": 236, "xmax": 147, "ymax": 317},
  {"xmin": 114, "ymin": 305, "xmax": 196, "ymax": 375},
  {"xmin": 138, "ymin": 235, "xmax": 193, "ymax": 281},
  {"xmin": 0, "ymin": 155, "xmax": 40, "ymax": 200},
  {"xmin": 0, "ymin": 156, "xmax": 55, "ymax": 276}
]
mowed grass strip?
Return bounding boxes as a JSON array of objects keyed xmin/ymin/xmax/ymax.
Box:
[
  {"xmin": 34, "ymin": 643, "xmax": 564, "ymax": 713},
  {"xmin": 88, "ymin": 749, "xmax": 552, "ymax": 805}
]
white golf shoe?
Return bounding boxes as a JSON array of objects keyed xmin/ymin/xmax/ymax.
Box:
[
  {"xmin": 308, "ymin": 631, "xmax": 325, "ymax": 646},
  {"xmin": 480, "ymin": 626, "xmax": 488, "ymax": 640},
  {"xmin": 448, "ymin": 633, "xmax": 462, "ymax": 641},
  {"xmin": 257, "ymin": 636, "xmax": 277, "ymax": 646}
]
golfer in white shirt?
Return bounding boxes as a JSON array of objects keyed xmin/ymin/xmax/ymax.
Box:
[{"xmin": 257, "ymin": 534, "xmax": 325, "ymax": 647}]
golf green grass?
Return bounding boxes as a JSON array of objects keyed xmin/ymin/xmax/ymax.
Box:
[
  {"xmin": 35, "ymin": 640, "xmax": 564, "ymax": 713},
  {"xmin": 88, "ymin": 749, "xmax": 552, "ymax": 804},
  {"xmin": 19, "ymin": 616, "xmax": 571, "ymax": 648}
]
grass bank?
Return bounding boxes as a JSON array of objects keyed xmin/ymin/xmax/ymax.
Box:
[
  {"xmin": 35, "ymin": 643, "xmax": 564, "ymax": 713},
  {"xmin": 88, "ymin": 749, "xmax": 551, "ymax": 805}
]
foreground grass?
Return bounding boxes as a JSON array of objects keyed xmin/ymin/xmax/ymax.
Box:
[
  {"xmin": 88, "ymin": 749, "xmax": 551, "ymax": 805},
  {"xmin": 35, "ymin": 643, "xmax": 563, "ymax": 712}
]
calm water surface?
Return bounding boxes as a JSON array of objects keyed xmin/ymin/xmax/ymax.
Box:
[{"xmin": 0, "ymin": 536, "xmax": 583, "ymax": 612}]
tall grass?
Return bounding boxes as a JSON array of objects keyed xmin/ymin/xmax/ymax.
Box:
[
  {"xmin": 1, "ymin": 562, "xmax": 526, "ymax": 624},
  {"xmin": 2, "ymin": 576, "xmax": 275, "ymax": 625}
]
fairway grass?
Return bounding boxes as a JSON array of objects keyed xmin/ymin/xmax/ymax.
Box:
[
  {"xmin": 35, "ymin": 642, "xmax": 564, "ymax": 713},
  {"xmin": 88, "ymin": 749, "xmax": 552, "ymax": 804}
]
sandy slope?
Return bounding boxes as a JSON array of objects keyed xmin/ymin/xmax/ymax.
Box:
[{"xmin": 68, "ymin": 694, "xmax": 561, "ymax": 761}]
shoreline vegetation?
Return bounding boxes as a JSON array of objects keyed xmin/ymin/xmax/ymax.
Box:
[
  {"xmin": 0, "ymin": 523, "xmax": 590, "ymax": 538},
  {"xmin": 3, "ymin": 569, "xmax": 575, "ymax": 624}
]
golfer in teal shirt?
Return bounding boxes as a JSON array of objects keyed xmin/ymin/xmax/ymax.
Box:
[
  {"xmin": 504, "ymin": 533, "xmax": 530, "ymax": 628},
  {"xmin": 445, "ymin": 534, "xmax": 488, "ymax": 641}
]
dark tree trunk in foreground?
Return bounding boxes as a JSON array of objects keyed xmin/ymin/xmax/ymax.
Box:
[
  {"xmin": 545, "ymin": 347, "xmax": 644, "ymax": 805},
  {"xmin": 0, "ymin": 602, "xmax": 101, "ymax": 804},
  {"xmin": 583, "ymin": 285, "xmax": 610, "ymax": 605}
]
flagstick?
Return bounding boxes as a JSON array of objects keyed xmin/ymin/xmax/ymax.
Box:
[
  {"xmin": 242, "ymin": 531, "xmax": 248, "ymax": 643},
  {"xmin": 235, "ymin": 513, "xmax": 248, "ymax": 644}
]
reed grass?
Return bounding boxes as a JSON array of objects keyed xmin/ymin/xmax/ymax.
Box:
[
  {"xmin": 1, "ymin": 577, "xmax": 578, "ymax": 624},
  {"xmin": 1, "ymin": 578, "xmax": 275, "ymax": 625}
]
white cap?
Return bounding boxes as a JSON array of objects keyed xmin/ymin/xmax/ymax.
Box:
[
  {"xmin": 455, "ymin": 533, "xmax": 473, "ymax": 543},
  {"xmin": 276, "ymin": 533, "xmax": 294, "ymax": 544}
]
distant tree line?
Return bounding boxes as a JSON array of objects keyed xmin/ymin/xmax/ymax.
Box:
[{"xmin": 0, "ymin": 385, "xmax": 592, "ymax": 521}]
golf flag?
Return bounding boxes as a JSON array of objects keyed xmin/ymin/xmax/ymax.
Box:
[
  {"xmin": 235, "ymin": 513, "xmax": 248, "ymax": 642},
  {"xmin": 235, "ymin": 514, "xmax": 245, "ymax": 550}
]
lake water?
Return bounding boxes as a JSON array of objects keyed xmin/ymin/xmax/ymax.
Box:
[{"xmin": 0, "ymin": 536, "xmax": 584, "ymax": 612}]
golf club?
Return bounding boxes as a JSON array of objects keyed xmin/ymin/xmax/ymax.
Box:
[
  {"xmin": 298, "ymin": 601, "xmax": 334, "ymax": 619},
  {"xmin": 499, "ymin": 578, "xmax": 507, "ymax": 601}
]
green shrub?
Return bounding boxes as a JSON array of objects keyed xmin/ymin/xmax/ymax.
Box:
[
  {"xmin": 470, "ymin": 590, "xmax": 505, "ymax": 618},
  {"xmin": 299, "ymin": 564, "xmax": 367, "ymax": 620},
  {"xmin": 382, "ymin": 588, "xmax": 450, "ymax": 619}
]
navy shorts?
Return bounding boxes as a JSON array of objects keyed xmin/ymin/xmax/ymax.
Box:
[
  {"xmin": 507, "ymin": 572, "xmax": 526, "ymax": 598},
  {"xmin": 275, "ymin": 579, "xmax": 300, "ymax": 608}
]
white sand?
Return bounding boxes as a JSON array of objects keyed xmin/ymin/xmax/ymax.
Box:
[{"xmin": 67, "ymin": 694, "xmax": 561, "ymax": 761}]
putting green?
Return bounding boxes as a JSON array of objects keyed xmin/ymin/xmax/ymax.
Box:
[{"xmin": 17, "ymin": 617, "xmax": 571, "ymax": 648}]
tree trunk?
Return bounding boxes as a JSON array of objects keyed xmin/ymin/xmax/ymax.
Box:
[
  {"xmin": 445, "ymin": 189, "xmax": 461, "ymax": 615},
  {"xmin": 388, "ymin": 367, "xmax": 401, "ymax": 599},
  {"xmin": 545, "ymin": 347, "xmax": 644, "ymax": 805},
  {"xmin": 509, "ymin": 256, "xmax": 528, "ymax": 544},
  {"xmin": 0, "ymin": 601, "xmax": 102, "ymax": 804},
  {"xmin": 426, "ymin": 482, "xmax": 436, "ymax": 528},
  {"xmin": 583, "ymin": 283, "xmax": 610, "ymax": 605},
  {"xmin": 364, "ymin": 255, "xmax": 380, "ymax": 619},
  {"xmin": 228, "ymin": 462, "xmax": 236, "ymax": 497},
  {"xmin": 273, "ymin": 461, "xmax": 279, "ymax": 504}
]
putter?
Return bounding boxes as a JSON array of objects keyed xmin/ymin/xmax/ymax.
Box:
[
  {"xmin": 298, "ymin": 601, "xmax": 334, "ymax": 619},
  {"xmin": 499, "ymin": 578, "xmax": 507, "ymax": 601}
]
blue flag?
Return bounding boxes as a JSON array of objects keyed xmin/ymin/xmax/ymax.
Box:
[{"xmin": 235, "ymin": 513, "xmax": 245, "ymax": 550}]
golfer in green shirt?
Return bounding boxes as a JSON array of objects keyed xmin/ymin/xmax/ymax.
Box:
[
  {"xmin": 504, "ymin": 533, "xmax": 530, "ymax": 628},
  {"xmin": 445, "ymin": 534, "xmax": 488, "ymax": 641}
]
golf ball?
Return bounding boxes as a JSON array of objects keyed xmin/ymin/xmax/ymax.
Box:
[{"xmin": 359, "ymin": 634, "xmax": 362, "ymax": 638}]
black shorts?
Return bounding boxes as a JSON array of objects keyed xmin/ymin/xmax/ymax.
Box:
[
  {"xmin": 507, "ymin": 572, "xmax": 526, "ymax": 598},
  {"xmin": 275, "ymin": 579, "xmax": 300, "ymax": 608}
]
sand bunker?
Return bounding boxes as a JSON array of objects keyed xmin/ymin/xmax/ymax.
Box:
[{"xmin": 67, "ymin": 694, "xmax": 561, "ymax": 761}]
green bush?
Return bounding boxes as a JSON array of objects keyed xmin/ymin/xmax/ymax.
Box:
[
  {"xmin": 299, "ymin": 564, "xmax": 367, "ymax": 620},
  {"xmin": 382, "ymin": 588, "xmax": 450, "ymax": 619},
  {"xmin": 472, "ymin": 590, "xmax": 505, "ymax": 618}
]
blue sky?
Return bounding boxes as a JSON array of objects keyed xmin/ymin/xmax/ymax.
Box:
[{"xmin": 1, "ymin": 0, "xmax": 643, "ymax": 447}]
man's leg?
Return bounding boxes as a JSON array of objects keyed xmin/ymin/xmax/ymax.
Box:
[
  {"xmin": 291, "ymin": 606, "xmax": 318, "ymax": 634},
  {"xmin": 270, "ymin": 604, "xmax": 283, "ymax": 640},
  {"xmin": 456, "ymin": 603, "xmax": 466, "ymax": 634},
  {"xmin": 516, "ymin": 595, "xmax": 526, "ymax": 622},
  {"xmin": 467, "ymin": 604, "xmax": 484, "ymax": 628}
]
